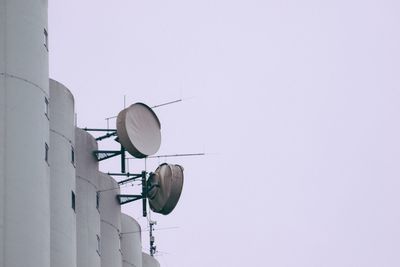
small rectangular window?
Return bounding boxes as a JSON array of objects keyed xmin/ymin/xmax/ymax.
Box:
[
  {"xmin": 44, "ymin": 97, "xmax": 49, "ymax": 118},
  {"xmin": 96, "ymin": 192, "xmax": 100, "ymax": 211},
  {"xmin": 71, "ymin": 146, "xmax": 75, "ymax": 164},
  {"xmin": 119, "ymin": 234, "xmax": 122, "ymax": 254},
  {"xmin": 44, "ymin": 29, "xmax": 48, "ymax": 51},
  {"xmin": 45, "ymin": 143, "xmax": 49, "ymax": 163},
  {"xmin": 71, "ymin": 191, "xmax": 76, "ymax": 211},
  {"xmin": 96, "ymin": 235, "xmax": 101, "ymax": 256}
]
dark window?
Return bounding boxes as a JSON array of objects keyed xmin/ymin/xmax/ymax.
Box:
[
  {"xmin": 96, "ymin": 235, "xmax": 101, "ymax": 256},
  {"xmin": 44, "ymin": 97, "xmax": 49, "ymax": 118},
  {"xmin": 96, "ymin": 192, "xmax": 100, "ymax": 210},
  {"xmin": 71, "ymin": 146, "xmax": 75, "ymax": 164},
  {"xmin": 119, "ymin": 234, "xmax": 122, "ymax": 254},
  {"xmin": 45, "ymin": 143, "xmax": 49, "ymax": 163},
  {"xmin": 44, "ymin": 29, "xmax": 48, "ymax": 51},
  {"xmin": 71, "ymin": 191, "xmax": 76, "ymax": 211}
]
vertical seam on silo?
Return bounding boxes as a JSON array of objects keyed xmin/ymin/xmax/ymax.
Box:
[{"xmin": 1, "ymin": 1, "xmax": 6, "ymax": 265}]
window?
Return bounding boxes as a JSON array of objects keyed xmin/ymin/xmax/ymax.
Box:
[
  {"xmin": 44, "ymin": 29, "xmax": 48, "ymax": 51},
  {"xmin": 44, "ymin": 97, "xmax": 49, "ymax": 118},
  {"xmin": 45, "ymin": 143, "xmax": 49, "ymax": 163},
  {"xmin": 96, "ymin": 192, "xmax": 100, "ymax": 211},
  {"xmin": 119, "ymin": 234, "xmax": 122, "ymax": 254},
  {"xmin": 71, "ymin": 191, "xmax": 76, "ymax": 212},
  {"xmin": 71, "ymin": 146, "xmax": 75, "ymax": 165},
  {"xmin": 96, "ymin": 235, "xmax": 101, "ymax": 256}
]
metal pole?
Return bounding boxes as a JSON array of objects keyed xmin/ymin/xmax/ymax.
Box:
[
  {"xmin": 83, "ymin": 128, "xmax": 117, "ymax": 132},
  {"xmin": 121, "ymin": 145, "xmax": 126, "ymax": 173},
  {"xmin": 142, "ymin": 171, "xmax": 147, "ymax": 217},
  {"xmin": 150, "ymin": 222, "xmax": 155, "ymax": 256}
]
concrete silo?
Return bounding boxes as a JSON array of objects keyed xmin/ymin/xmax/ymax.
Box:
[
  {"xmin": 49, "ymin": 79, "xmax": 76, "ymax": 267},
  {"xmin": 142, "ymin": 253, "xmax": 160, "ymax": 267},
  {"xmin": 75, "ymin": 129, "xmax": 101, "ymax": 267},
  {"xmin": 98, "ymin": 172, "xmax": 122, "ymax": 267},
  {"xmin": 121, "ymin": 214, "xmax": 143, "ymax": 267},
  {"xmin": 0, "ymin": 1, "xmax": 50, "ymax": 266}
]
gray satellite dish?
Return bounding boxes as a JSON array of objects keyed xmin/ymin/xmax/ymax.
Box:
[
  {"xmin": 116, "ymin": 103, "xmax": 161, "ymax": 158},
  {"xmin": 148, "ymin": 163, "xmax": 184, "ymax": 215}
]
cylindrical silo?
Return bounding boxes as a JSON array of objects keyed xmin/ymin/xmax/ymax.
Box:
[
  {"xmin": 75, "ymin": 128, "xmax": 101, "ymax": 267},
  {"xmin": 98, "ymin": 172, "xmax": 122, "ymax": 267},
  {"xmin": 0, "ymin": 1, "xmax": 50, "ymax": 266},
  {"xmin": 121, "ymin": 214, "xmax": 143, "ymax": 267},
  {"xmin": 49, "ymin": 79, "xmax": 76, "ymax": 267},
  {"xmin": 142, "ymin": 253, "xmax": 160, "ymax": 267}
]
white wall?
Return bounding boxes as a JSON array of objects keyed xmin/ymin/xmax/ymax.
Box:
[
  {"xmin": 142, "ymin": 253, "xmax": 160, "ymax": 267},
  {"xmin": 75, "ymin": 129, "xmax": 100, "ymax": 267},
  {"xmin": 98, "ymin": 172, "xmax": 122, "ymax": 267},
  {"xmin": 0, "ymin": 0, "xmax": 50, "ymax": 266},
  {"xmin": 49, "ymin": 79, "xmax": 76, "ymax": 267},
  {"xmin": 121, "ymin": 214, "xmax": 143, "ymax": 267}
]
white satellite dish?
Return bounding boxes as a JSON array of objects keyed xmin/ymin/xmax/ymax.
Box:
[
  {"xmin": 116, "ymin": 103, "xmax": 161, "ymax": 158},
  {"xmin": 147, "ymin": 163, "xmax": 184, "ymax": 215}
]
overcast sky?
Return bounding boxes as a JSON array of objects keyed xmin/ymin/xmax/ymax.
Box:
[{"xmin": 49, "ymin": 1, "xmax": 400, "ymax": 266}]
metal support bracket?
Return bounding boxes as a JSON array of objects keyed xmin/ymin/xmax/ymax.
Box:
[
  {"xmin": 83, "ymin": 128, "xmax": 117, "ymax": 132},
  {"xmin": 83, "ymin": 128, "xmax": 117, "ymax": 141},
  {"xmin": 116, "ymin": 171, "xmax": 148, "ymax": 217},
  {"xmin": 85, "ymin": 128, "xmax": 147, "ymax": 216},
  {"xmin": 116, "ymin": 173, "xmax": 143, "ymax": 186},
  {"xmin": 117, "ymin": 194, "xmax": 143, "ymax": 205},
  {"xmin": 95, "ymin": 131, "xmax": 117, "ymax": 141},
  {"xmin": 93, "ymin": 150, "xmax": 122, "ymax": 161},
  {"xmin": 85, "ymin": 128, "xmax": 127, "ymax": 173}
]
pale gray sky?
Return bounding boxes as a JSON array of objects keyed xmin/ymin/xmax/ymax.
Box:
[{"xmin": 49, "ymin": 1, "xmax": 400, "ymax": 266}]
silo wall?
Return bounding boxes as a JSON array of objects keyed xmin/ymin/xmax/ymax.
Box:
[
  {"xmin": 0, "ymin": 1, "xmax": 50, "ymax": 266},
  {"xmin": 142, "ymin": 253, "xmax": 160, "ymax": 267},
  {"xmin": 98, "ymin": 172, "xmax": 122, "ymax": 267},
  {"xmin": 121, "ymin": 214, "xmax": 143, "ymax": 267},
  {"xmin": 49, "ymin": 80, "xmax": 76, "ymax": 267},
  {"xmin": 75, "ymin": 128, "xmax": 101, "ymax": 267}
]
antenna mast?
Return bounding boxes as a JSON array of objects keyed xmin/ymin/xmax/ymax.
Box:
[{"xmin": 149, "ymin": 220, "xmax": 157, "ymax": 256}]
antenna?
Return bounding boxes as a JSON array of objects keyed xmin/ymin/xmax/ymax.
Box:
[
  {"xmin": 149, "ymin": 220, "xmax": 157, "ymax": 256},
  {"xmin": 151, "ymin": 99, "xmax": 182, "ymax": 109},
  {"xmin": 84, "ymin": 102, "xmax": 185, "ymax": 216},
  {"xmin": 130, "ymin": 152, "xmax": 205, "ymax": 159},
  {"xmin": 103, "ymin": 98, "xmax": 182, "ymax": 125},
  {"xmin": 84, "ymin": 101, "xmax": 190, "ymax": 257},
  {"xmin": 147, "ymin": 164, "xmax": 184, "ymax": 215},
  {"xmin": 117, "ymin": 103, "xmax": 161, "ymax": 158}
]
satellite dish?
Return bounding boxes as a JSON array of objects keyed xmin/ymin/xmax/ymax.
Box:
[
  {"xmin": 116, "ymin": 103, "xmax": 161, "ymax": 158},
  {"xmin": 148, "ymin": 163, "xmax": 184, "ymax": 215}
]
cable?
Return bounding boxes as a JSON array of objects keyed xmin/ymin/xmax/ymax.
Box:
[
  {"xmin": 120, "ymin": 226, "xmax": 179, "ymax": 235},
  {"xmin": 96, "ymin": 182, "xmax": 133, "ymax": 193}
]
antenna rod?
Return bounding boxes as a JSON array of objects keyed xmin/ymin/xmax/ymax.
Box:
[
  {"xmin": 147, "ymin": 153, "xmax": 205, "ymax": 159},
  {"xmin": 105, "ymin": 115, "xmax": 117, "ymax": 120},
  {"xmin": 151, "ymin": 99, "xmax": 182, "ymax": 109},
  {"xmin": 126, "ymin": 153, "xmax": 205, "ymax": 160},
  {"xmin": 120, "ymin": 226, "xmax": 179, "ymax": 235},
  {"xmin": 103, "ymin": 98, "xmax": 182, "ymax": 122}
]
